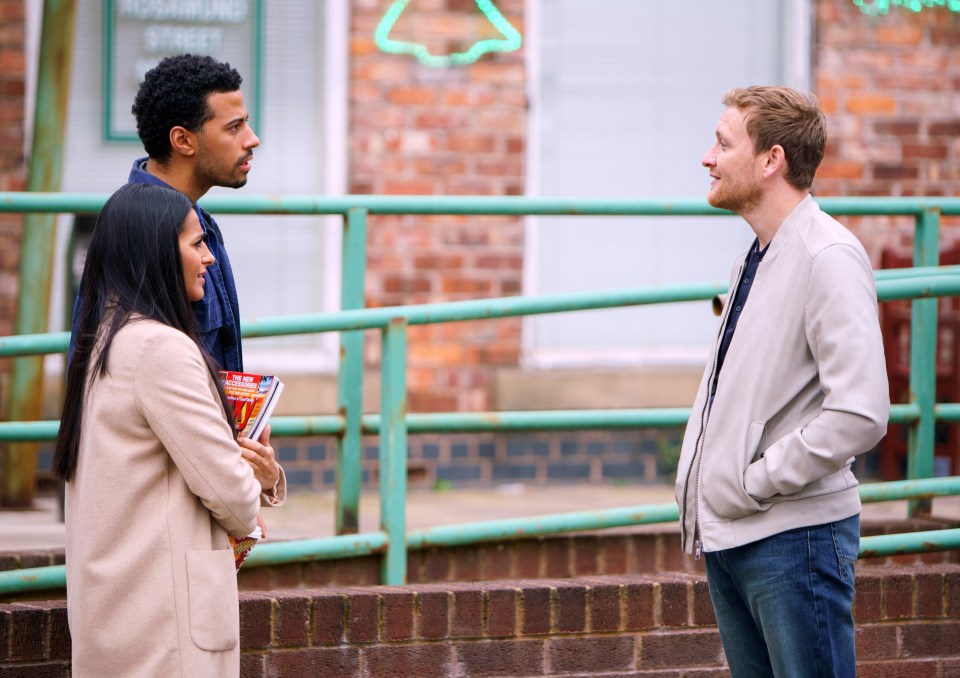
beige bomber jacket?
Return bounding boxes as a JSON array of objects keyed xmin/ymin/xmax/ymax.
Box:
[{"xmin": 674, "ymin": 196, "xmax": 889, "ymax": 556}]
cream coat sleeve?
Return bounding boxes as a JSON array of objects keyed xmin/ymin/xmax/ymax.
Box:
[{"xmin": 132, "ymin": 329, "xmax": 261, "ymax": 538}]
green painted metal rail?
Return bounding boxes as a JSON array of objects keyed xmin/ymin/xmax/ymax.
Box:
[
  {"xmin": 6, "ymin": 192, "xmax": 960, "ymax": 215},
  {"xmin": 0, "ymin": 193, "xmax": 958, "ymax": 588},
  {"xmin": 1, "ymin": 268, "xmax": 958, "ymax": 354},
  {"xmin": 1, "ymin": 477, "xmax": 958, "ymax": 595},
  {"xmin": 0, "ymin": 403, "xmax": 935, "ymax": 441}
]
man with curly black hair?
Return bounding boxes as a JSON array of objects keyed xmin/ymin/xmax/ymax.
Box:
[{"xmin": 71, "ymin": 53, "xmax": 259, "ymax": 372}]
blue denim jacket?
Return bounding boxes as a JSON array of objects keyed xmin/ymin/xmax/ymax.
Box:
[{"xmin": 69, "ymin": 158, "xmax": 244, "ymax": 371}]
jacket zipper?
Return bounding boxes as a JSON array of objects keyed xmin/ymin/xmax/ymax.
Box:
[
  {"xmin": 680, "ymin": 343, "xmax": 718, "ymax": 559},
  {"xmin": 680, "ymin": 261, "xmax": 744, "ymax": 559},
  {"xmin": 692, "ymin": 399, "xmax": 710, "ymax": 560},
  {"xmin": 680, "ymin": 388, "xmax": 710, "ymax": 557},
  {"xmin": 693, "ymin": 416, "xmax": 708, "ymax": 560}
]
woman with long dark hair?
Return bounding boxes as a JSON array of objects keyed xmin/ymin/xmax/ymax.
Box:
[{"xmin": 54, "ymin": 183, "xmax": 285, "ymax": 677}]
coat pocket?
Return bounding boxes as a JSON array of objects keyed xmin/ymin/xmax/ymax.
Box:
[
  {"xmin": 757, "ymin": 466, "xmax": 859, "ymax": 506},
  {"xmin": 185, "ymin": 549, "xmax": 239, "ymax": 652},
  {"xmin": 702, "ymin": 421, "xmax": 766, "ymax": 520}
]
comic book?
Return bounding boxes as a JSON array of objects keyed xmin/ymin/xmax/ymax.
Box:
[{"xmin": 218, "ymin": 371, "xmax": 285, "ymax": 441}]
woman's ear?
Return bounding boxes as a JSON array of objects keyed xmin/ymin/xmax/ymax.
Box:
[{"xmin": 169, "ymin": 126, "xmax": 197, "ymax": 158}]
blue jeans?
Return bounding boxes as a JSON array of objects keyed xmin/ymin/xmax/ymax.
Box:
[{"xmin": 704, "ymin": 515, "xmax": 859, "ymax": 678}]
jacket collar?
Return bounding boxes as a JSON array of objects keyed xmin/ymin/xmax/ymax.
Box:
[{"xmin": 756, "ymin": 194, "xmax": 818, "ymax": 265}]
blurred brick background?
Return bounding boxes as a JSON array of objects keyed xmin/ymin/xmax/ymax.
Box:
[
  {"xmin": 0, "ymin": 0, "xmax": 25, "ymax": 343},
  {"xmin": 350, "ymin": 0, "xmax": 526, "ymax": 414},
  {"xmin": 815, "ymin": 0, "xmax": 960, "ymax": 258}
]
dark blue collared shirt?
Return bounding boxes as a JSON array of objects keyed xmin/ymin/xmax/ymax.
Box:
[
  {"xmin": 69, "ymin": 159, "xmax": 243, "ymax": 371},
  {"xmin": 710, "ymin": 238, "xmax": 768, "ymax": 398}
]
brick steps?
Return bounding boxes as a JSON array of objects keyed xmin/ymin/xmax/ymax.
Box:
[{"xmin": 3, "ymin": 565, "xmax": 959, "ymax": 677}]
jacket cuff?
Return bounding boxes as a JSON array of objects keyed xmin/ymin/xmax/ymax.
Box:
[
  {"xmin": 744, "ymin": 459, "xmax": 777, "ymax": 500},
  {"xmin": 260, "ymin": 466, "xmax": 287, "ymax": 507}
]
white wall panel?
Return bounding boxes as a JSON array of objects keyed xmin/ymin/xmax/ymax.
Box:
[{"xmin": 527, "ymin": 0, "xmax": 807, "ymax": 365}]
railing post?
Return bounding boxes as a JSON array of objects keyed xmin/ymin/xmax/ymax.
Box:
[
  {"xmin": 379, "ymin": 318, "xmax": 408, "ymax": 585},
  {"xmin": 907, "ymin": 207, "xmax": 940, "ymax": 515},
  {"xmin": 335, "ymin": 207, "xmax": 367, "ymax": 534}
]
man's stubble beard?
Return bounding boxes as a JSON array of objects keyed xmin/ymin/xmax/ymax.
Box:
[
  {"xmin": 196, "ymin": 155, "xmax": 247, "ymax": 191},
  {"xmin": 708, "ymin": 180, "xmax": 762, "ymax": 216}
]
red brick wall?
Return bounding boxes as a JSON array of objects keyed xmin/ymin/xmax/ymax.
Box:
[
  {"xmin": 243, "ymin": 565, "xmax": 960, "ymax": 677},
  {"xmin": 350, "ymin": 0, "xmax": 960, "ymax": 412},
  {"xmin": 234, "ymin": 523, "xmax": 957, "ymax": 594},
  {"xmin": 234, "ymin": 529, "xmax": 709, "ymax": 593},
  {"xmin": 350, "ymin": 0, "xmax": 526, "ymax": 412},
  {"xmin": 3, "ymin": 565, "xmax": 959, "ymax": 676},
  {"xmin": 0, "ymin": 0, "xmax": 25, "ymax": 343},
  {"xmin": 2, "ymin": 521, "xmax": 957, "ymax": 674},
  {"xmin": 815, "ymin": 0, "xmax": 960, "ymax": 263}
]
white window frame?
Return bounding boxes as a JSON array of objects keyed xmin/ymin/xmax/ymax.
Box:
[
  {"xmin": 521, "ymin": 0, "xmax": 814, "ymax": 369},
  {"xmin": 243, "ymin": 0, "xmax": 350, "ymax": 375}
]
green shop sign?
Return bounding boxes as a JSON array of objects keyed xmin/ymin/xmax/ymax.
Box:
[{"xmin": 103, "ymin": 0, "xmax": 263, "ymax": 142}]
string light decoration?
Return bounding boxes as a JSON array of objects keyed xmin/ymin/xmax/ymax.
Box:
[
  {"xmin": 852, "ymin": 0, "xmax": 960, "ymax": 14},
  {"xmin": 374, "ymin": 0, "xmax": 522, "ymax": 68}
]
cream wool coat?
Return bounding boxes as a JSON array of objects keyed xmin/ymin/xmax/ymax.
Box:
[{"xmin": 65, "ymin": 319, "xmax": 285, "ymax": 678}]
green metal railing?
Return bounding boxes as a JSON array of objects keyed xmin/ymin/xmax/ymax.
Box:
[{"xmin": 0, "ymin": 193, "xmax": 959, "ymax": 595}]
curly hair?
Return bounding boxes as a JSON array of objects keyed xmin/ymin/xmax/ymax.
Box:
[{"xmin": 132, "ymin": 54, "xmax": 243, "ymax": 164}]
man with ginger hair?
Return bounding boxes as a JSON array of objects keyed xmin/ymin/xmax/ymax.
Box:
[{"xmin": 674, "ymin": 86, "xmax": 888, "ymax": 676}]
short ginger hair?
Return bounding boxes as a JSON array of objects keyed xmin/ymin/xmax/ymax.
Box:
[{"xmin": 722, "ymin": 86, "xmax": 827, "ymax": 190}]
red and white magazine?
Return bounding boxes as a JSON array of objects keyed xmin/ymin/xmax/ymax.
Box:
[{"xmin": 218, "ymin": 371, "xmax": 285, "ymax": 441}]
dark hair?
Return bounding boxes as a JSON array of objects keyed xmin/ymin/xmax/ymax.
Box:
[
  {"xmin": 722, "ymin": 86, "xmax": 827, "ymax": 190},
  {"xmin": 53, "ymin": 183, "xmax": 235, "ymax": 481},
  {"xmin": 132, "ymin": 54, "xmax": 243, "ymax": 163}
]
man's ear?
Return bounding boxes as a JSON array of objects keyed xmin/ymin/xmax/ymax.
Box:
[
  {"xmin": 762, "ymin": 144, "xmax": 786, "ymax": 179},
  {"xmin": 169, "ymin": 126, "xmax": 197, "ymax": 159}
]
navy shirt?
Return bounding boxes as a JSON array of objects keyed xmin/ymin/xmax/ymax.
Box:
[
  {"xmin": 710, "ymin": 239, "xmax": 768, "ymax": 398},
  {"xmin": 69, "ymin": 159, "xmax": 244, "ymax": 371}
]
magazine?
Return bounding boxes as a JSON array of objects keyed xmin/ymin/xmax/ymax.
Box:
[
  {"xmin": 219, "ymin": 371, "xmax": 283, "ymax": 571},
  {"xmin": 229, "ymin": 525, "xmax": 262, "ymax": 571},
  {"xmin": 218, "ymin": 370, "xmax": 285, "ymax": 441}
]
